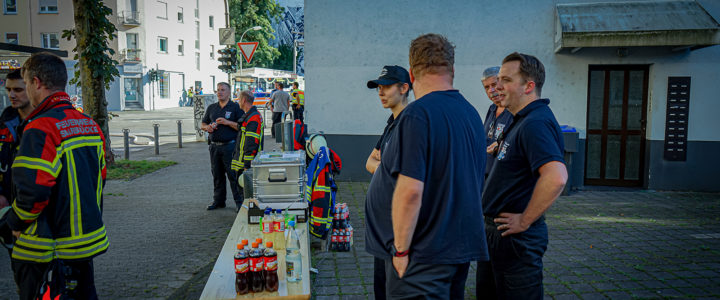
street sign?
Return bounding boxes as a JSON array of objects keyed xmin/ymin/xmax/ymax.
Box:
[
  {"xmin": 219, "ymin": 28, "xmax": 235, "ymax": 45},
  {"xmin": 238, "ymin": 42, "xmax": 259, "ymax": 64}
]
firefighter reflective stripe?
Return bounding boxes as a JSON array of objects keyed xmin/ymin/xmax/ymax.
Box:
[
  {"xmin": 12, "ymin": 226, "xmax": 109, "ymax": 262},
  {"xmin": 258, "ymin": 123, "xmax": 264, "ymax": 151},
  {"xmin": 96, "ymin": 146, "xmax": 104, "ymax": 209},
  {"xmin": 11, "ymin": 246, "xmax": 54, "ymax": 262},
  {"xmin": 231, "ymin": 160, "xmax": 243, "ymax": 172},
  {"xmin": 292, "ymin": 89, "xmax": 305, "ymax": 105},
  {"xmin": 24, "ymin": 221, "xmax": 37, "ymax": 235},
  {"xmin": 243, "ymin": 155, "xmax": 255, "ymax": 161},
  {"xmin": 314, "ymin": 185, "xmax": 331, "ymax": 192},
  {"xmin": 12, "ymin": 156, "xmax": 61, "ymax": 178},
  {"xmin": 11, "ymin": 200, "xmax": 40, "ymax": 221},
  {"xmin": 246, "ymin": 131, "xmax": 261, "ymax": 139},
  {"xmin": 67, "ymin": 151, "xmax": 82, "ymax": 236}
]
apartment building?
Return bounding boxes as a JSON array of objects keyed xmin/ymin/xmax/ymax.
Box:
[{"xmin": 1, "ymin": 0, "xmax": 227, "ymax": 111}]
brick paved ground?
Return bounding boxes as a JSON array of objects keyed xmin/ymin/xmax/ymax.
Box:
[{"xmin": 310, "ymin": 183, "xmax": 720, "ymax": 300}]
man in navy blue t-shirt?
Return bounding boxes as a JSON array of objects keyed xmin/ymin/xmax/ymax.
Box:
[
  {"xmin": 481, "ymin": 52, "xmax": 568, "ymax": 299},
  {"xmin": 365, "ymin": 33, "xmax": 488, "ymax": 299},
  {"xmin": 481, "ymin": 66, "xmax": 513, "ymax": 177}
]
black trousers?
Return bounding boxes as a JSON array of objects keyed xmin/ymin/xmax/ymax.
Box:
[
  {"xmin": 374, "ymin": 257, "xmax": 387, "ymax": 300},
  {"xmin": 385, "ymin": 259, "xmax": 469, "ymax": 300},
  {"xmin": 209, "ymin": 143, "xmax": 243, "ymax": 207},
  {"xmin": 12, "ymin": 259, "xmax": 98, "ymax": 300},
  {"xmin": 271, "ymin": 112, "xmax": 283, "ymax": 138},
  {"xmin": 479, "ymin": 217, "xmax": 547, "ymax": 300},
  {"xmin": 292, "ymin": 106, "xmax": 304, "ymax": 123}
]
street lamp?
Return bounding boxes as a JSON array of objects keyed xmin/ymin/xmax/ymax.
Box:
[{"xmin": 239, "ymin": 26, "xmax": 263, "ymax": 81}]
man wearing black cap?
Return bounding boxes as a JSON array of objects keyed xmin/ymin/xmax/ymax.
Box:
[{"xmin": 364, "ymin": 65, "xmax": 411, "ymax": 300}]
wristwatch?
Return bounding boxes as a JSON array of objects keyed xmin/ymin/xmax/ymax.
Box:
[{"xmin": 391, "ymin": 244, "xmax": 409, "ymax": 257}]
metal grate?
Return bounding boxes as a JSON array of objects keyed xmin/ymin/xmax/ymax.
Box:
[{"xmin": 663, "ymin": 77, "xmax": 691, "ymax": 161}]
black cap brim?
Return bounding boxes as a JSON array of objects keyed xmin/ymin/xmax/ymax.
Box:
[{"xmin": 367, "ymin": 79, "xmax": 398, "ymax": 89}]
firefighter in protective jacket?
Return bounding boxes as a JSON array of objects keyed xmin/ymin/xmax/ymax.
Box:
[
  {"xmin": 232, "ymin": 90, "xmax": 264, "ymax": 175},
  {"xmin": 7, "ymin": 53, "xmax": 107, "ymax": 300}
]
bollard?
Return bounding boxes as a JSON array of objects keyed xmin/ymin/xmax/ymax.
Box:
[
  {"xmin": 177, "ymin": 120, "xmax": 183, "ymax": 148},
  {"xmin": 153, "ymin": 123, "xmax": 160, "ymax": 155},
  {"xmin": 122, "ymin": 128, "xmax": 130, "ymax": 160}
]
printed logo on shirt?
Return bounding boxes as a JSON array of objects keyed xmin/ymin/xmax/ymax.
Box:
[
  {"xmin": 225, "ymin": 111, "xmax": 232, "ymax": 119},
  {"xmin": 497, "ymin": 141, "xmax": 510, "ymax": 161},
  {"xmin": 494, "ymin": 124, "xmax": 506, "ymax": 139}
]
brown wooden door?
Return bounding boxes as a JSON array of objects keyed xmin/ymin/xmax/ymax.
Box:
[{"xmin": 585, "ymin": 65, "xmax": 649, "ymax": 187}]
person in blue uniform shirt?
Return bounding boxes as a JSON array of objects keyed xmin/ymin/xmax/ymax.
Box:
[
  {"xmin": 202, "ymin": 82, "xmax": 244, "ymax": 211},
  {"xmin": 481, "ymin": 52, "xmax": 568, "ymax": 299},
  {"xmin": 480, "ymin": 66, "xmax": 513, "ymax": 177}
]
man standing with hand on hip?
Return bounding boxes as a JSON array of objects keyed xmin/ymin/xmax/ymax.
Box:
[
  {"xmin": 481, "ymin": 52, "xmax": 567, "ymax": 299},
  {"xmin": 365, "ymin": 33, "xmax": 488, "ymax": 299}
]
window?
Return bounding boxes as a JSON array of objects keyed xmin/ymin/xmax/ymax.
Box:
[
  {"xmin": 209, "ymin": 16, "xmax": 214, "ymax": 29},
  {"xmin": 41, "ymin": 33, "xmax": 59, "ymax": 49},
  {"xmin": 159, "ymin": 72, "xmax": 169, "ymax": 98},
  {"xmin": 210, "ymin": 45, "xmax": 214, "ymax": 59},
  {"xmin": 4, "ymin": 0, "xmax": 17, "ymax": 14},
  {"xmin": 5, "ymin": 33, "xmax": 18, "ymax": 45},
  {"xmin": 195, "ymin": 52, "xmax": 200, "ymax": 70},
  {"xmin": 195, "ymin": 21, "xmax": 200, "ymax": 49},
  {"xmin": 126, "ymin": 33, "xmax": 138, "ymax": 49},
  {"xmin": 178, "ymin": 39, "xmax": 184, "ymax": 55},
  {"xmin": 157, "ymin": 1, "xmax": 167, "ymax": 19},
  {"xmin": 39, "ymin": 0, "xmax": 58, "ymax": 13},
  {"xmin": 158, "ymin": 37, "xmax": 168, "ymax": 53},
  {"xmin": 177, "ymin": 7, "xmax": 183, "ymax": 23}
]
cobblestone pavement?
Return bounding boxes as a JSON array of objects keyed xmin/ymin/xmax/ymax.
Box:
[{"xmin": 310, "ymin": 183, "xmax": 720, "ymax": 300}]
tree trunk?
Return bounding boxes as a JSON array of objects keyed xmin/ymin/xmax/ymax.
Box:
[{"xmin": 73, "ymin": 0, "xmax": 114, "ymax": 164}]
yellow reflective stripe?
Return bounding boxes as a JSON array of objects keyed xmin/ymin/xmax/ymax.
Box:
[
  {"xmin": 23, "ymin": 221, "xmax": 37, "ymax": 235},
  {"xmin": 11, "ymin": 246, "xmax": 54, "ymax": 262},
  {"xmin": 315, "ymin": 186, "xmax": 331, "ymax": 192},
  {"xmin": 96, "ymin": 145, "xmax": 104, "ymax": 209},
  {"xmin": 56, "ymin": 236, "xmax": 108, "ymax": 259},
  {"xmin": 56, "ymin": 225, "xmax": 106, "ymax": 248},
  {"xmin": 243, "ymin": 155, "xmax": 255, "ymax": 161},
  {"xmin": 12, "ymin": 156, "xmax": 61, "ymax": 178},
  {"xmin": 15, "ymin": 235, "xmax": 55, "ymax": 250},
  {"xmin": 67, "ymin": 151, "xmax": 82, "ymax": 236},
  {"xmin": 258, "ymin": 123, "xmax": 264, "ymax": 151},
  {"xmin": 58, "ymin": 136, "xmax": 103, "ymax": 153},
  {"xmin": 246, "ymin": 131, "xmax": 261, "ymax": 139},
  {"xmin": 11, "ymin": 200, "xmax": 39, "ymax": 221}
]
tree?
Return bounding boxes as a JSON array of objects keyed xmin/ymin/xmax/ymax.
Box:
[
  {"xmin": 229, "ymin": 0, "xmax": 284, "ymax": 68},
  {"xmin": 62, "ymin": 0, "xmax": 119, "ymax": 163},
  {"xmin": 270, "ymin": 43, "xmax": 302, "ymax": 71}
]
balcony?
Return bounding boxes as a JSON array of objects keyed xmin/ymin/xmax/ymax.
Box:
[
  {"xmin": 122, "ymin": 49, "xmax": 142, "ymax": 62},
  {"xmin": 119, "ymin": 11, "xmax": 141, "ymax": 26}
]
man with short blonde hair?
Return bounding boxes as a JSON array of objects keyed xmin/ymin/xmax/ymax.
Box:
[{"xmin": 366, "ymin": 33, "xmax": 488, "ymax": 299}]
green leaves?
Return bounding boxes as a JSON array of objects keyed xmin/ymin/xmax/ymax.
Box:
[
  {"xmin": 67, "ymin": 0, "xmax": 119, "ymax": 90},
  {"xmin": 228, "ymin": 0, "xmax": 285, "ymax": 68}
]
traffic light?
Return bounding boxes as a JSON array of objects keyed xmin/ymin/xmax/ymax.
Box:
[
  {"xmin": 149, "ymin": 69, "xmax": 158, "ymax": 81},
  {"xmin": 217, "ymin": 47, "xmax": 237, "ymax": 73}
]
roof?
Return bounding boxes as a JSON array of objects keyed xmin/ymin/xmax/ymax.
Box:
[
  {"xmin": 555, "ymin": 0, "xmax": 720, "ymax": 52},
  {"xmin": 0, "ymin": 42, "xmax": 69, "ymax": 58}
]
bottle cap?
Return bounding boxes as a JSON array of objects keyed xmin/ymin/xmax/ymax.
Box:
[
  {"xmin": 241, "ymin": 239, "xmax": 248, "ymax": 245},
  {"xmin": 256, "ymin": 238, "xmax": 262, "ymax": 244},
  {"xmin": 277, "ymin": 209, "xmax": 282, "ymax": 214},
  {"xmin": 237, "ymin": 243, "xmax": 243, "ymax": 250},
  {"xmin": 252, "ymin": 242, "xmax": 258, "ymax": 248},
  {"xmin": 289, "ymin": 220, "xmax": 295, "ymax": 227},
  {"xmin": 266, "ymin": 241, "xmax": 273, "ymax": 248}
]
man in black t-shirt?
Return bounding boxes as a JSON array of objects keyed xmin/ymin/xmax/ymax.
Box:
[
  {"xmin": 364, "ymin": 65, "xmax": 411, "ymax": 300},
  {"xmin": 202, "ymin": 82, "xmax": 244, "ymax": 211},
  {"xmin": 366, "ymin": 34, "xmax": 488, "ymax": 299},
  {"xmin": 481, "ymin": 53, "xmax": 567, "ymax": 299}
]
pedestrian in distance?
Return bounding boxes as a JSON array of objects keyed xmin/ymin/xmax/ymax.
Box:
[
  {"xmin": 365, "ymin": 33, "xmax": 489, "ymax": 300},
  {"xmin": 269, "ymin": 82, "xmax": 290, "ymax": 139},
  {"xmin": 363, "ymin": 65, "xmax": 411, "ymax": 300},
  {"xmin": 0, "ymin": 69, "xmax": 34, "ymax": 209},
  {"xmin": 290, "ymin": 82, "xmax": 305, "ymax": 122},
  {"xmin": 202, "ymin": 82, "xmax": 245, "ymax": 211},
  {"xmin": 480, "ymin": 52, "xmax": 567, "ymax": 299},
  {"xmin": 8, "ymin": 52, "xmax": 108, "ymax": 300}
]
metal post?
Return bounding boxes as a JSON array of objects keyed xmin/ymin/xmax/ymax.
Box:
[
  {"xmin": 177, "ymin": 120, "xmax": 183, "ymax": 148},
  {"xmin": 153, "ymin": 123, "xmax": 160, "ymax": 155},
  {"xmin": 122, "ymin": 128, "xmax": 130, "ymax": 160}
]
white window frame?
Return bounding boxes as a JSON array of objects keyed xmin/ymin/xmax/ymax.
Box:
[
  {"xmin": 4, "ymin": 0, "xmax": 18, "ymax": 14},
  {"xmin": 41, "ymin": 32, "xmax": 59, "ymax": 49},
  {"xmin": 5, "ymin": 32, "xmax": 19, "ymax": 44},
  {"xmin": 195, "ymin": 52, "xmax": 200, "ymax": 70},
  {"xmin": 157, "ymin": 1, "xmax": 167, "ymax": 19},
  {"xmin": 39, "ymin": 0, "xmax": 58, "ymax": 13},
  {"xmin": 178, "ymin": 39, "xmax": 184, "ymax": 55},
  {"xmin": 209, "ymin": 15, "xmax": 214, "ymax": 29},
  {"xmin": 177, "ymin": 6, "xmax": 183, "ymax": 23},
  {"xmin": 158, "ymin": 36, "xmax": 168, "ymax": 53}
]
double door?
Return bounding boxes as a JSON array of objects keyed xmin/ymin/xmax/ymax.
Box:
[{"xmin": 585, "ymin": 65, "xmax": 649, "ymax": 187}]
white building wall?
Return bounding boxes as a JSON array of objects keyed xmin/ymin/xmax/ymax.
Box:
[{"xmin": 305, "ymin": 0, "xmax": 720, "ymax": 143}]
